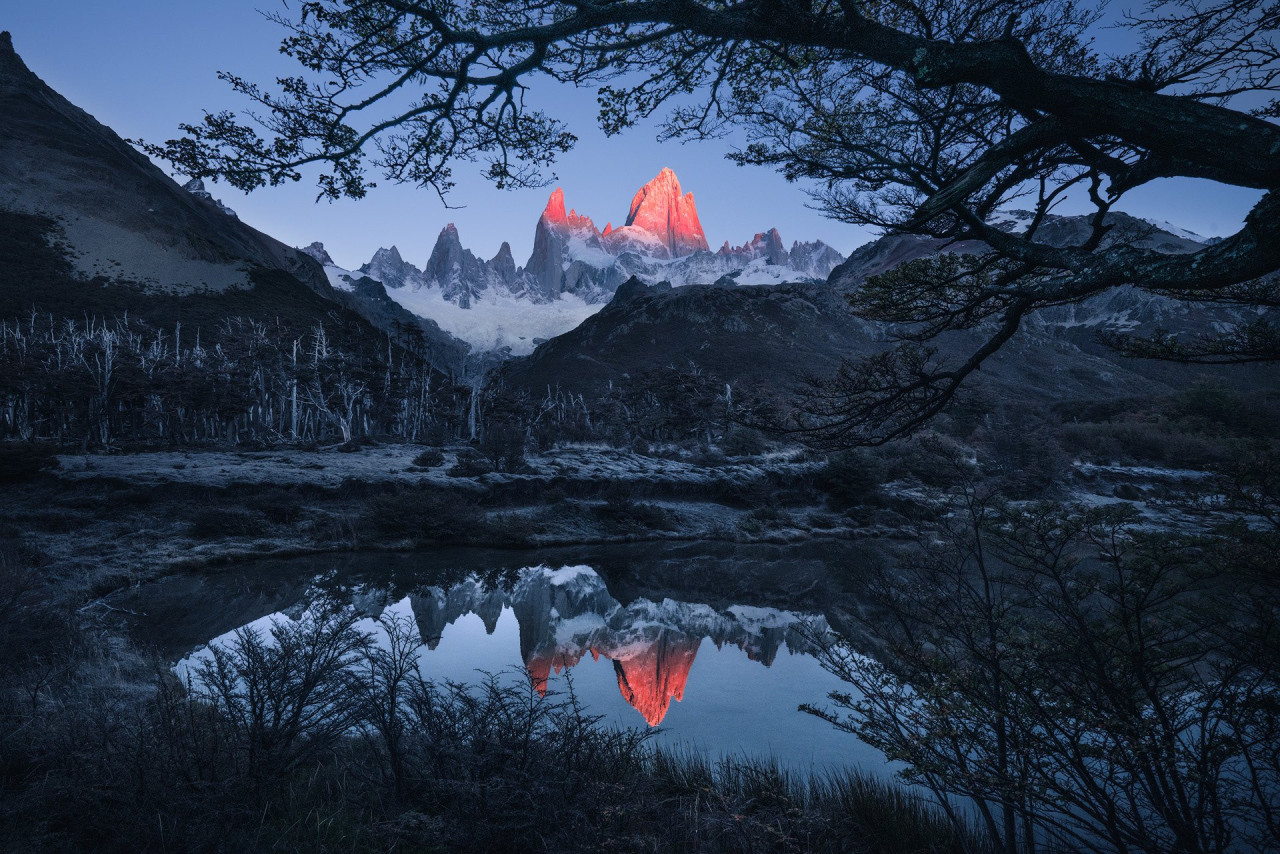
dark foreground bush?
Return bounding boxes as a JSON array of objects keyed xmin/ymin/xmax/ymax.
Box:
[
  {"xmin": 815, "ymin": 449, "xmax": 887, "ymax": 509},
  {"xmin": 412, "ymin": 447, "xmax": 445, "ymax": 468},
  {"xmin": 0, "ymin": 603, "xmax": 986, "ymax": 854},
  {"xmin": 593, "ymin": 496, "xmax": 680, "ymax": 533},
  {"xmin": 362, "ymin": 490, "xmax": 485, "ymax": 543},
  {"xmin": 447, "ymin": 448, "xmax": 496, "ymax": 477}
]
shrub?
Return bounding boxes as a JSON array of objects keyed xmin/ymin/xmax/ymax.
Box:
[
  {"xmin": 1114, "ymin": 483, "xmax": 1144, "ymax": 500},
  {"xmin": 720, "ymin": 427, "xmax": 766, "ymax": 457},
  {"xmin": 691, "ymin": 446, "xmax": 728, "ymax": 467},
  {"xmin": 980, "ymin": 416, "xmax": 1069, "ymax": 499},
  {"xmin": 447, "ymin": 449, "xmax": 495, "ymax": 478},
  {"xmin": 362, "ymin": 491, "xmax": 483, "ymax": 543},
  {"xmin": 247, "ymin": 487, "xmax": 306, "ymax": 525},
  {"xmin": 412, "ymin": 448, "xmax": 445, "ymax": 468},
  {"xmin": 815, "ymin": 449, "xmax": 888, "ymax": 508},
  {"xmin": 478, "ymin": 422, "xmax": 528, "ymax": 473},
  {"xmin": 592, "ymin": 497, "xmax": 678, "ymax": 532}
]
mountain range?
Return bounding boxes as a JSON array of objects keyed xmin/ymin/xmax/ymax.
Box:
[
  {"xmin": 1, "ymin": 27, "xmax": 1273, "ymax": 418},
  {"xmin": 311, "ymin": 167, "xmax": 847, "ymax": 356}
]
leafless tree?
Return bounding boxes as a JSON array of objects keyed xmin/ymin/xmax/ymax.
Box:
[{"xmin": 805, "ymin": 464, "xmax": 1280, "ymax": 853}]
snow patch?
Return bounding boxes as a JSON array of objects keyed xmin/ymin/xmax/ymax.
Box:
[
  {"xmin": 323, "ymin": 264, "xmax": 358, "ymax": 292},
  {"xmin": 387, "ymin": 285, "xmax": 602, "ymax": 355},
  {"xmin": 1140, "ymin": 218, "xmax": 1206, "ymax": 243},
  {"xmin": 541, "ymin": 564, "xmax": 601, "ymax": 586}
]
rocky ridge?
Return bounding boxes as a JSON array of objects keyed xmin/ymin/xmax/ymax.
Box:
[{"xmin": 312, "ymin": 168, "xmax": 848, "ymax": 354}]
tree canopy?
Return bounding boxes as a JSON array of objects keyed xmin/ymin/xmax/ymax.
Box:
[{"xmin": 146, "ymin": 0, "xmax": 1280, "ymax": 443}]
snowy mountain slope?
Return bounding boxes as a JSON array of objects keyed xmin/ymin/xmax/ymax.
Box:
[
  {"xmin": 300, "ymin": 242, "xmax": 472, "ymax": 371},
  {"xmin": 387, "ymin": 284, "xmax": 600, "ymax": 356}
]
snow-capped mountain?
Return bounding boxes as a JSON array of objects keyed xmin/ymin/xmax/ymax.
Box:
[{"xmin": 312, "ymin": 168, "xmax": 846, "ymax": 355}]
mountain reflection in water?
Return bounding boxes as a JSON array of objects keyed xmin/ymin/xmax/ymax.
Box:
[{"xmin": 182, "ymin": 564, "xmax": 829, "ymax": 729}]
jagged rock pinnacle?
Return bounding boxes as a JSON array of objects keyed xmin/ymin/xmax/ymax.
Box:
[
  {"xmin": 0, "ymin": 30, "xmax": 34, "ymax": 81},
  {"xmin": 621, "ymin": 167, "xmax": 710, "ymax": 257},
  {"xmin": 542, "ymin": 187, "xmax": 567, "ymax": 224}
]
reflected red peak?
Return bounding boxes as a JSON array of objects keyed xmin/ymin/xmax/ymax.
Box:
[
  {"xmin": 611, "ymin": 632, "xmax": 702, "ymax": 726},
  {"xmin": 526, "ymin": 651, "xmax": 553, "ymax": 697},
  {"xmin": 525, "ymin": 648, "xmax": 588, "ymax": 697}
]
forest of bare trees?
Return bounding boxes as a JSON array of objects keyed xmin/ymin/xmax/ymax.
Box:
[
  {"xmin": 0, "ymin": 312, "xmax": 464, "ymax": 449},
  {"xmin": 0, "ymin": 303, "xmax": 773, "ymax": 455}
]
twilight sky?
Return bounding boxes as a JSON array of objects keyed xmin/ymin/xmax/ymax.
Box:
[{"xmin": 5, "ymin": 1, "xmax": 1265, "ymax": 268}]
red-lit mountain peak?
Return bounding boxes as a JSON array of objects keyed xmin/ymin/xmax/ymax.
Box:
[
  {"xmin": 541, "ymin": 187, "xmax": 568, "ymax": 225},
  {"xmin": 539, "ymin": 188, "xmax": 601, "ymax": 234},
  {"xmin": 616, "ymin": 167, "xmax": 710, "ymax": 258}
]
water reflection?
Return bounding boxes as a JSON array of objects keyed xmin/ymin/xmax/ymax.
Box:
[
  {"xmin": 184, "ymin": 564, "xmax": 829, "ymax": 729},
  {"xmin": 170, "ymin": 558, "xmax": 887, "ymax": 770},
  {"xmin": 428, "ymin": 565, "xmax": 828, "ymax": 725}
]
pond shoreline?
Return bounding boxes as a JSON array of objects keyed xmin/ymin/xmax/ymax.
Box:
[{"xmin": 7, "ymin": 443, "xmax": 899, "ymax": 610}]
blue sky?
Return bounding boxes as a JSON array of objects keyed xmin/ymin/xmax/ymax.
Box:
[{"xmin": 5, "ymin": 2, "xmax": 1264, "ymax": 268}]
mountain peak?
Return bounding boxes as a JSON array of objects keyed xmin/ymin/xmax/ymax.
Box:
[
  {"xmin": 542, "ymin": 187, "xmax": 567, "ymax": 224},
  {"xmin": 300, "ymin": 241, "xmax": 334, "ymax": 266},
  {"xmin": 182, "ymin": 177, "xmax": 238, "ymax": 218},
  {"xmin": 1, "ymin": 31, "xmax": 40, "ymax": 89},
  {"xmin": 617, "ymin": 168, "xmax": 709, "ymax": 258}
]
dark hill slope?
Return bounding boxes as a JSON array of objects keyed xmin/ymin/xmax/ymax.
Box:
[
  {"xmin": 0, "ymin": 31, "xmax": 327, "ymax": 295},
  {"xmin": 501, "ymin": 278, "xmax": 1174, "ymax": 405},
  {"xmin": 0, "ymin": 208, "xmax": 371, "ymax": 344},
  {"xmin": 0, "ymin": 32, "xmax": 471, "ymax": 378}
]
